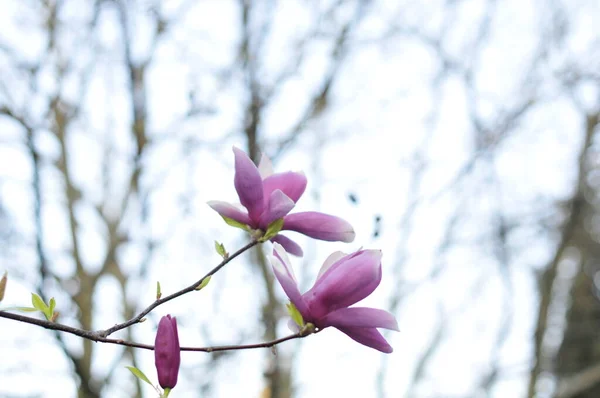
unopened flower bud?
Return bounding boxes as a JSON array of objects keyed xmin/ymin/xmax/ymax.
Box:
[{"xmin": 154, "ymin": 315, "xmax": 180, "ymax": 390}]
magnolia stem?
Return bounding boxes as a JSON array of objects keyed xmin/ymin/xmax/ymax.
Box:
[
  {"xmin": 0, "ymin": 310, "xmax": 316, "ymax": 352},
  {"xmin": 0, "ymin": 240, "xmax": 318, "ymax": 354},
  {"xmin": 0, "ymin": 239, "xmax": 312, "ymax": 354},
  {"xmin": 97, "ymin": 239, "xmax": 259, "ymax": 337}
]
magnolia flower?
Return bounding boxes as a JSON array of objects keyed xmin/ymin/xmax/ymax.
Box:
[
  {"xmin": 208, "ymin": 147, "xmax": 355, "ymax": 256},
  {"xmin": 155, "ymin": 315, "xmax": 181, "ymax": 391},
  {"xmin": 269, "ymin": 243, "xmax": 398, "ymax": 353}
]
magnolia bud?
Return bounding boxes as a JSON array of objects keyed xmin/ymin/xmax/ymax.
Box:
[{"xmin": 154, "ymin": 315, "xmax": 180, "ymax": 390}]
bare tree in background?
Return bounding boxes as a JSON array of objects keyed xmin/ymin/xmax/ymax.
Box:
[
  {"xmin": 235, "ymin": 1, "xmax": 371, "ymax": 396},
  {"xmin": 2, "ymin": 0, "xmax": 600, "ymax": 397},
  {"xmin": 367, "ymin": 0, "xmax": 600, "ymax": 397},
  {"xmin": 1, "ymin": 0, "xmax": 174, "ymax": 395},
  {"xmin": 0, "ymin": 0, "xmax": 375, "ymax": 397},
  {"xmin": 549, "ymin": 114, "xmax": 600, "ymax": 398}
]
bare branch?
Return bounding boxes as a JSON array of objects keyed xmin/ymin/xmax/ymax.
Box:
[
  {"xmin": 97, "ymin": 239, "xmax": 259, "ymax": 337},
  {"xmin": 0, "ymin": 310, "xmax": 318, "ymax": 353},
  {"xmin": 557, "ymin": 363, "xmax": 600, "ymax": 398}
]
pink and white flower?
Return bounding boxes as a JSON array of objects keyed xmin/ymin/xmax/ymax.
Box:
[
  {"xmin": 209, "ymin": 147, "xmax": 355, "ymax": 256},
  {"xmin": 269, "ymin": 243, "xmax": 398, "ymax": 353}
]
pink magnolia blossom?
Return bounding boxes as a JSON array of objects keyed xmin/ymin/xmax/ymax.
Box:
[
  {"xmin": 154, "ymin": 315, "xmax": 180, "ymax": 390},
  {"xmin": 208, "ymin": 147, "xmax": 355, "ymax": 256},
  {"xmin": 269, "ymin": 243, "xmax": 399, "ymax": 353}
]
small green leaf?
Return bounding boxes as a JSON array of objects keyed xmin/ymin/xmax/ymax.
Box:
[
  {"xmin": 31, "ymin": 293, "xmax": 48, "ymax": 313},
  {"xmin": 195, "ymin": 275, "xmax": 211, "ymax": 291},
  {"xmin": 214, "ymin": 241, "xmax": 228, "ymax": 259},
  {"xmin": 15, "ymin": 306, "xmax": 39, "ymax": 312},
  {"xmin": 261, "ymin": 218, "xmax": 284, "ymax": 241},
  {"xmin": 30, "ymin": 294, "xmax": 53, "ymax": 320},
  {"xmin": 221, "ymin": 216, "xmax": 250, "ymax": 231},
  {"xmin": 286, "ymin": 302, "xmax": 304, "ymax": 327},
  {"xmin": 156, "ymin": 281, "xmax": 162, "ymax": 300},
  {"xmin": 126, "ymin": 366, "xmax": 154, "ymax": 386},
  {"xmin": 48, "ymin": 297, "xmax": 56, "ymax": 314}
]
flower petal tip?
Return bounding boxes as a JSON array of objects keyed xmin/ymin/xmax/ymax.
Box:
[
  {"xmin": 365, "ymin": 249, "xmax": 383, "ymax": 262},
  {"xmin": 271, "ymin": 235, "xmax": 304, "ymax": 257},
  {"xmin": 232, "ymin": 147, "xmax": 264, "ymax": 220},
  {"xmin": 206, "ymin": 200, "xmax": 252, "ymax": 225},
  {"xmin": 283, "ymin": 212, "xmax": 357, "ymax": 242},
  {"xmin": 258, "ymin": 153, "xmax": 274, "ymax": 178},
  {"xmin": 342, "ymin": 229, "xmax": 356, "ymax": 243}
]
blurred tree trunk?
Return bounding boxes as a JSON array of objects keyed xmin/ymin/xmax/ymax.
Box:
[
  {"xmin": 530, "ymin": 114, "xmax": 600, "ymax": 398},
  {"xmin": 554, "ymin": 115, "xmax": 600, "ymax": 398},
  {"xmin": 244, "ymin": 99, "xmax": 293, "ymax": 398}
]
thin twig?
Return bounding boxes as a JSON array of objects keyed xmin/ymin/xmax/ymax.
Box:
[
  {"xmin": 0, "ymin": 310, "xmax": 316, "ymax": 353},
  {"xmin": 97, "ymin": 239, "xmax": 260, "ymax": 337}
]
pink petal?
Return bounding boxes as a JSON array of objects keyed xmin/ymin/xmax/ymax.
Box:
[
  {"xmin": 269, "ymin": 243, "xmax": 309, "ymax": 317},
  {"xmin": 283, "ymin": 212, "xmax": 355, "ymax": 242},
  {"xmin": 319, "ymin": 307, "xmax": 399, "ymax": 331},
  {"xmin": 233, "ymin": 147, "xmax": 264, "ymax": 222},
  {"xmin": 258, "ymin": 154, "xmax": 274, "ymax": 178},
  {"xmin": 262, "ymin": 171, "xmax": 307, "ymax": 204},
  {"xmin": 287, "ymin": 318, "xmax": 301, "ymax": 333},
  {"xmin": 207, "ymin": 201, "xmax": 252, "ymax": 226},
  {"xmin": 316, "ymin": 251, "xmax": 347, "ymax": 282},
  {"xmin": 259, "ymin": 189, "xmax": 295, "ymax": 228},
  {"xmin": 155, "ymin": 315, "xmax": 181, "ymax": 388},
  {"xmin": 335, "ymin": 326, "xmax": 394, "ymax": 353},
  {"xmin": 313, "ymin": 250, "xmax": 365, "ymax": 285},
  {"xmin": 271, "ymin": 234, "xmax": 304, "ymax": 257},
  {"xmin": 272, "ymin": 242, "xmax": 296, "ymax": 281},
  {"xmin": 303, "ymin": 250, "xmax": 382, "ymax": 318}
]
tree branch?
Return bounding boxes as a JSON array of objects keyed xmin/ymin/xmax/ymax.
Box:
[
  {"xmin": 97, "ymin": 239, "xmax": 259, "ymax": 337},
  {"xmin": 527, "ymin": 113, "xmax": 598, "ymax": 397},
  {"xmin": 557, "ymin": 362, "xmax": 600, "ymax": 398},
  {"xmin": 0, "ymin": 310, "xmax": 317, "ymax": 353}
]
